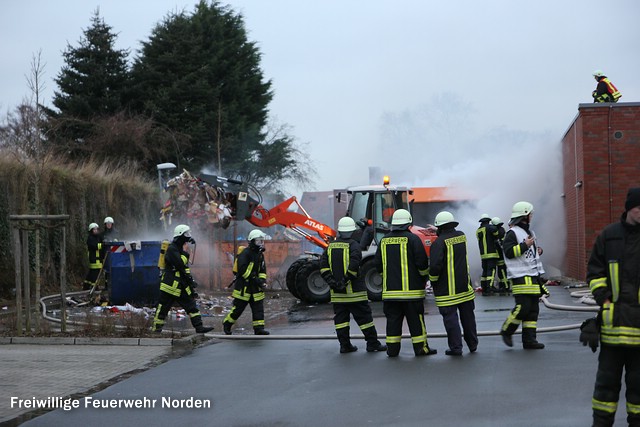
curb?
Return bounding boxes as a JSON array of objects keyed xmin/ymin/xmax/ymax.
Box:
[{"xmin": 0, "ymin": 336, "xmax": 212, "ymax": 346}]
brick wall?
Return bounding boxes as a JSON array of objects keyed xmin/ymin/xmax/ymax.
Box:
[{"xmin": 562, "ymin": 103, "xmax": 640, "ymax": 280}]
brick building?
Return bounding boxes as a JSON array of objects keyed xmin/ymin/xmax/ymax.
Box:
[{"xmin": 562, "ymin": 102, "xmax": 640, "ymax": 280}]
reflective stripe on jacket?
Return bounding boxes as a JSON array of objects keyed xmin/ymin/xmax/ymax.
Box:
[
  {"xmin": 375, "ymin": 229, "xmax": 429, "ymax": 300},
  {"xmin": 587, "ymin": 217, "xmax": 640, "ymax": 347},
  {"xmin": 320, "ymin": 238, "xmax": 368, "ymax": 303},
  {"xmin": 429, "ymin": 229, "xmax": 475, "ymax": 307},
  {"xmin": 476, "ymin": 223, "xmax": 499, "ymax": 259}
]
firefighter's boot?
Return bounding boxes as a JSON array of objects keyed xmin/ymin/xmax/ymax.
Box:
[
  {"xmin": 254, "ymin": 327, "xmax": 270, "ymax": 335},
  {"xmin": 191, "ymin": 316, "xmax": 213, "ymax": 334},
  {"xmin": 337, "ymin": 327, "xmax": 357, "ymax": 353},
  {"xmin": 500, "ymin": 320, "xmax": 519, "ymax": 347},
  {"xmin": 223, "ymin": 321, "xmax": 232, "ymax": 335},
  {"xmin": 522, "ymin": 328, "xmax": 545, "ymax": 349},
  {"xmin": 364, "ymin": 327, "xmax": 387, "ymax": 352}
]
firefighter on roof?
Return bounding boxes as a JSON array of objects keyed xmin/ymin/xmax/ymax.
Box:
[
  {"xmin": 320, "ymin": 217, "xmax": 386, "ymax": 354},
  {"xmin": 592, "ymin": 70, "xmax": 621, "ymax": 103},
  {"xmin": 223, "ymin": 229, "xmax": 270, "ymax": 335}
]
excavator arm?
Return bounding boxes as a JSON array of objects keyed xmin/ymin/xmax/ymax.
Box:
[
  {"xmin": 162, "ymin": 170, "xmax": 335, "ymax": 250},
  {"xmin": 247, "ymin": 196, "xmax": 335, "ymax": 249}
]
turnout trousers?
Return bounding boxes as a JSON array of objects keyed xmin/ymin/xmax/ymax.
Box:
[
  {"xmin": 224, "ymin": 294, "xmax": 265, "ymax": 330},
  {"xmin": 592, "ymin": 345, "xmax": 640, "ymax": 427},
  {"xmin": 383, "ymin": 300, "xmax": 433, "ymax": 356},
  {"xmin": 501, "ymin": 294, "xmax": 541, "ymax": 344},
  {"xmin": 333, "ymin": 301, "xmax": 379, "ymax": 347},
  {"xmin": 480, "ymin": 258, "xmax": 498, "ymax": 294},
  {"xmin": 153, "ymin": 291, "xmax": 203, "ymax": 331},
  {"xmin": 438, "ymin": 300, "xmax": 478, "ymax": 353}
]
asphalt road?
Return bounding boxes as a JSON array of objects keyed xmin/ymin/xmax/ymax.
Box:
[{"xmin": 18, "ymin": 288, "xmax": 629, "ymax": 426}]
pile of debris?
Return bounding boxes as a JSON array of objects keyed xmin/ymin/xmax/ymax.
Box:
[{"xmin": 160, "ymin": 169, "xmax": 234, "ymax": 230}]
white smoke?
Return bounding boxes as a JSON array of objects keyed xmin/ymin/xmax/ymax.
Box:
[{"xmin": 373, "ymin": 94, "xmax": 567, "ymax": 280}]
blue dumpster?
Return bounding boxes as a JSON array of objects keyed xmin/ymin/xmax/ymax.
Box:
[{"xmin": 106, "ymin": 241, "xmax": 161, "ymax": 306}]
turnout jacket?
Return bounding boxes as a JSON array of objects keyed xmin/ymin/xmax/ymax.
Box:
[
  {"xmin": 428, "ymin": 229, "xmax": 475, "ymax": 307},
  {"xmin": 160, "ymin": 240, "xmax": 196, "ymax": 298},
  {"xmin": 86, "ymin": 233, "xmax": 104, "ymax": 269},
  {"xmin": 320, "ymin": 236, "xmax": 368, "ymax": 303},
  {"xmin": 375, "ymin": 228, "xmax": 429, "ymax": 301},
  {"xmin": 232, "ymin": 245, "xmax": 267, "ymax": 302},
  {"xmin": 502, "ymin": 224, "xmax": 545, "ymax": 295},
  {"xmin": 587, "ymin": 212, "xmax": 640, "ymax": 347},
  {"xmin": 476, "ymin": 222, "xmax": 499, "ymax": 259}
]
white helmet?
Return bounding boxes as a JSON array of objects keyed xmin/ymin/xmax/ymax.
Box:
[
  {"xmin": 391, "ymin": 209, "xmax": 412, "ymax": 226},
  {"xmin": 491, "ymin": 216, "xmax": 503, "ymax": 226},
  {"xmin": 337, "ymin": 217, "xmax": 357, "ymax": 233},
  {"xmin": 247, "ymin": 229, "xmax": 267, "ymax": 241},
  {"xmin": 479, "ymin": 213, "xmax": 491, "ymax": 222},
  {"xmin": 593, "ymin": 70, "xmax": 605, "ymax": 78},
  {"xmin": 173, "ymin": 224, "xmax": 191, "ymax": 238},
  {"xmin": 510, "ymin": 201, "xmax": 534, "ymax": 219},
  {"xmin": 434, "ymin": 211, "xmax": 458, "ymax": 227},
  {"xmin": 88, "ymin": 223, "xmax": 99, "ymax": 231},
  {"xmin": 104, "ymin": 216, "xmax": 114, "ymax": 224}
]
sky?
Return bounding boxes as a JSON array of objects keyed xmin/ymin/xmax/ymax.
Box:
[{"xmin": 1, "ymin": 0, "xmax": 639, "ymax": 273}]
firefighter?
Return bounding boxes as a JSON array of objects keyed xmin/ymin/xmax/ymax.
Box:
[
  {"xmin": 429, "ymin": 211, "xmax": 478, "ymax": 356},
  {"xmin": 476, "ymin": 213, "xmax": 500, "ymax": 296},
  {"xmin": 102, "ymin": 216, "xmax": 118, "ymax": 242},
  {"xmin": 585, "ymin": 187, "xmax": 640, "ymax": 426},
  {"xmin": 592, "ymin": 70, "xmax": 622, "ymax": 103},
  {"xmin": 83, "ymin": 223, "xmax": 104, "ymax": 290},
  {"xmin": 320, "ymin": 217, "xmax": 386, "ymax": 354},
  {"xmin": 374, "ymin": 209, "xmax": 437, "ymax": 357},
  {"xmin": 152, "ymin": 225, "xmax": 213, "ymax": 334},
  {"xmin": 492, "ymin": 216, "xmax": 510, "ymax": 294},
  {"xmin": 223, "ymin": 229, "xmax": 270, "ymax": 335},
  {"xmin": 500, "ymin": 202, "xmax": 549, "ymax": 350}
]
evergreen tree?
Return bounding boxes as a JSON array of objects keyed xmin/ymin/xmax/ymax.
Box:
[
  {"xmin": 129, "ymin": 0, "xmax": 273, "ymax": 174},
  {"xmin": 52, "ymin": 9, "xmax": 130, "ymax": 119}
]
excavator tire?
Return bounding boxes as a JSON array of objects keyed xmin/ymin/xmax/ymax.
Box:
[
  {"xmin": 294, "ymin": 259, "xmax": 330, "ymax": 304},
  {"xmin": 285, "ymin": 259, "xmax": 307, "ymax": 300},
  {"xmin": 360, "ymin": 258, "xmax": 383, "ymax": 301}
]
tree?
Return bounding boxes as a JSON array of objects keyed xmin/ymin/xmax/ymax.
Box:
[
  {"xmin": 129, "ymin": 0, "xmax": 273, "ymax": 173},
  {"xmin": 47, "ymin": 8, "xmax": 130, "ymax": 156},
  {"xmin": 235, "ymin": 120, "xmax": 316, "ymax": 194},
  {"xmin": 51, "ymin": 9, "xmax": 130, "ymax": 119}
]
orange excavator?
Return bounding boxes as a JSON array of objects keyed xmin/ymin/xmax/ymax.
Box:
[{"xmin": 161, "ymin": 171, "xmax": 437, "ymax": 303}]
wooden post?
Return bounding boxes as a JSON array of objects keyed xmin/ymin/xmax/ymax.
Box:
[
  {"xmin": 60, "ymin": 226, "xmax": 67, "ymax": 333},
  {"xmin": 21, "ymin": 229, "xmax": 31, "ymax": 333},
  {"xmin": 12, "ymin": 228, "xmax": 23, "ymax": 336}
]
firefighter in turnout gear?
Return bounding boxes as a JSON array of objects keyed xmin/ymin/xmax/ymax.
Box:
[
  {"xmin": 476, "ymin": 213, "xmax": 500, "ymax": 296},
  {"xmin": 83, "ymin": 223, "xmax": 104, "ymax": 290},
  {"xmin": 152, "ymin": 225, "xmax": 213, "ymax": 334},
  {"xmin": 375, "ymin": 209, "xmax": 437, "ymax": 357},
  {"xmin": 223, "ymin": 229, "xmax": 270, "ymax": 335},
  {"xmin": 320, "ymin": 217, "xmax": 387, "ymax": 354},
  {"xmin": 586, "ymin": 188, "xmax": 640, "ymax": 427},
  {"xmin": 492, "ymin": 216, "xmax": 510, "ymax": 294},
  {"xmin": 500, "ymin": 202, "xmax": 548, "ymax": 350},
  {"xmin": 429, "ymin": 211, "xmax": 478, "ymax": 356},
  {"xmin": 592, "ymin": 70, "xmax": 622, "ymax": 103}
]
